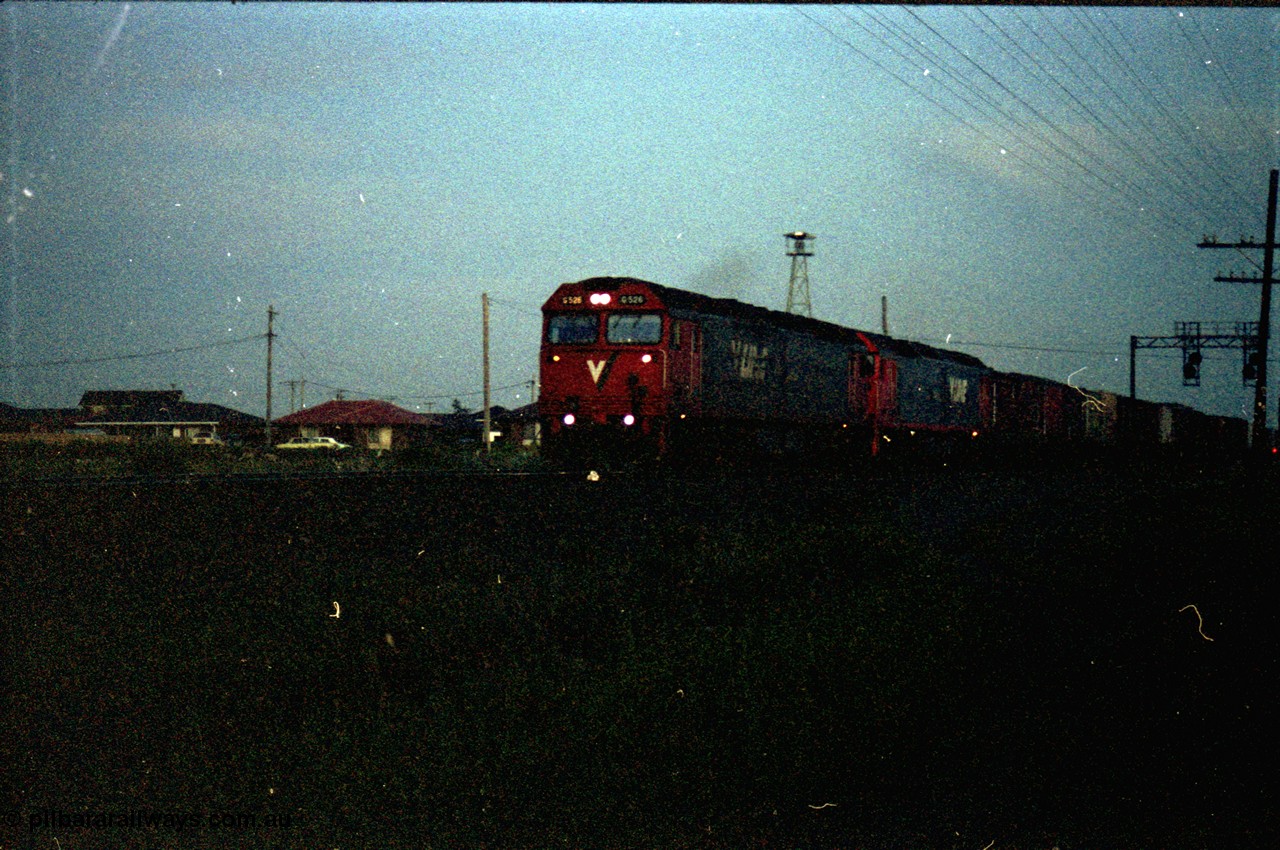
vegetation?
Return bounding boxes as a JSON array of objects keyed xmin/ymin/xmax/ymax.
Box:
[
  {"xmin": 0, "ymin": 438, "xmax": 546, "ymax": 481},
  {"xmin": 6, "ymin": 465, "xmax": 1270, "ymax": 847}
]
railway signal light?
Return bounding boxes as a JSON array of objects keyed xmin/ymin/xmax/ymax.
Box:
[
  {"xmin": 1243, "ymin": 350, "xmax": 1261, "ymax": 384},
  {"xmin": 1182, "ymin": 350, "xmax": 1202, "ymax": 385}
]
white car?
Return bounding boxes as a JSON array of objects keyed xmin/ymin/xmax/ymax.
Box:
[{"xmin": 275, "ymin": 436, "xmax": 351, "ymax": 450}]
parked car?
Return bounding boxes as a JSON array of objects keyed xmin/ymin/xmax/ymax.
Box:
[
  {"xmin": 191, "ymin": 432, "xmax": 224, "ymax": 446},
  {"xmin": 275, "ymin": 436, "xmax": 351, "ymax": 450}
]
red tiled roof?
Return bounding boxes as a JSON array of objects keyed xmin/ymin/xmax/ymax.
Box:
[{"xmin": 274, "ymin": 399, "xmax": 431, "ymax": 426}]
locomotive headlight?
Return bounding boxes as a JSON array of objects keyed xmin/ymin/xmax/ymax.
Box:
[
  {"xmin": 589, "ymin": 292, "xmax": 612, "ymax": 306},
  {"xmin": 563, "ymin": 414, "xmax": 575, "ymax": 426},
  {"xmin": 552, "ymin": 354, "xmax": 560, "ymax": 362},
  {"xmin": 622, "ymin": 414, "xmax": 635, "ymax": 426},
  {"xmin": 641, "ymin": 353, "xmax": 652, "ymax": 364}
]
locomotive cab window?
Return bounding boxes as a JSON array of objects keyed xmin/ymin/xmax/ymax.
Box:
[
  {"xmin": 606, "ymin": 313, "xmax": 662, "ymax": 344},
  {"xmin": 546, "ymin": 314, "xmax": 598, "ymax": 344}
]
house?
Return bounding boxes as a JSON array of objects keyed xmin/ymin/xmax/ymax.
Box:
[
  {"xmin": 429, "ymin": 403, "xmax": 541, "ymax": 449},
  {"xmin": 74, "ymin": 390, "xmax": 264, "ymax": 442},
  {"xmin": 493, "ymin": 403, "xmax": 541, "ymax": 448},
  {"xmin": 273, "ymin": 399, "xmax": 433, "ymax": 451},
  {"xmin": 1, "ymin": 402, "xmax": 81, "ymax": 433},
  {"xmin": 0, "ymin": 401, "xmax": 107, "ymax": 442}
]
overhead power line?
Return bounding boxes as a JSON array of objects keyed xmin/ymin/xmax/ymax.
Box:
[
  {"xmin": 926, "ymin": 336, "xmax": 1268, "ymax": 363},
  {"xmin": 917, "ymin": 337, "xmax": 1123, "ymax": 357},
  {"xmin": 0, "ymin": 333, "xmax": 265, "ymax": 370},
  {"xmin": 303, "ymin": 378, "xmax": 532, "ymax": 404},
  {"xmin": 797, "ymin": 6, "xmax": 1266, "ymax": 243}
]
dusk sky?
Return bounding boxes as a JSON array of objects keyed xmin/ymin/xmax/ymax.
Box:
[{"xmin": 3, "ymin": 3, "xmax": 1277, "ymax": 421}]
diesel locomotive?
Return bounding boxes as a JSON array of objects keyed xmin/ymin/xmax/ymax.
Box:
[{"xmin": 537, "ymin": 276, "xmax": 1249, "ymax": 466}]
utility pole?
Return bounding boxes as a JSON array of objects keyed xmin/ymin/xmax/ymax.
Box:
[
  {"xmin": 881, "ymin": 295, "xmax": 890, "ymax": 335},
  {"xmin": 482, "ymin": 292, "xmax": 491, "ymax": 455},
  {"xmin": 265, "ymin": 305, "xmax": 276, "ymax": 448},
  {"xmin": 284, "ymin": 379, "xmax": 307, "ymax": 413},
  {"xmin": 785, "ymin": 231, "xmax": 814, "ymax": 318},
  {"xmin": 1198, "ymin": 168, "xmax": 1279, "ymax": 450}
]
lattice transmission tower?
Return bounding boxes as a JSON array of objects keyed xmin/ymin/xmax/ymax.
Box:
[{"xmin": 785, "ymin": 231, "xmax": 814, "ymax": 317}]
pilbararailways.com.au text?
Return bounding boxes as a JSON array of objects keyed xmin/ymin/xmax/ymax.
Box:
[{"xmin": 25, "ymin": 808, "xmax": 293, "ymax": 832}]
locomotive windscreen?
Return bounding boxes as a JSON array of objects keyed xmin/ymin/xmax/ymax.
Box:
[
  {"xmin": 606, "ymin": 314, "xmax": 662, "ymax": 344},
  {"xmin": 546, "ymin": 314, "xmax": 598, "ymax": 344}
]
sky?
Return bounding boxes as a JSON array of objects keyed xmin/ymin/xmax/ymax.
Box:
[{"xmin": 2, "ymin": 3, "xmax": 1278, "ymax": 422}]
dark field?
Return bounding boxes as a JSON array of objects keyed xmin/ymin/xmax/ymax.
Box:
[{"xmin": 2, "ymin": 458, "xmax": 1275, "ymax": 849}]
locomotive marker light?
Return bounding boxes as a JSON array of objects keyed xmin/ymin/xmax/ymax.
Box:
[
  {"xmin": 623, "ymin": 414, "xmax": 636, "ymax": 426},
  {"xmin": 563, "ymin": 414, "xmax": 575, "ymax": 426}
]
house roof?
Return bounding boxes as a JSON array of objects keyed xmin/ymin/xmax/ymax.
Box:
[
  {"xmin": 2, "ymin": 403, "xmax": 96, "ymax": 432},
  {"xmin": 76, "ymin": 398, "xmax": 263, "ymax": 427},
  {"xmin": 274, "ymin": 399, "xmax": 432, "ymax": 427},
  {"xmin": 80, "ymin": 389, "xmax": 184, "ymax": 409}
]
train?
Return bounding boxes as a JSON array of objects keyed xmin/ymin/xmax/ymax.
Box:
[{"xmin": 538, "ymin": 276, "xmax": 1253, "ymax": 467}]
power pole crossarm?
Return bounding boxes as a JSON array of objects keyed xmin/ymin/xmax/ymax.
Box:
[
  {"xmin": 1199, "ymin": 240, "xmax": 1270, "ymax": 250},
  {"xmin": 1196, "ymin": 169, "xmax": 1277, "ymax": 450},
  {"xmin": 1215, "ymin": 274, "xmax": 1270, "ymax": 283}
]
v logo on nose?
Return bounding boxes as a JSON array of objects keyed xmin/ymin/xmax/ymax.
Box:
[{"xmin": 586, "ymin": 353, "xmax": 618, "ymax": 389}]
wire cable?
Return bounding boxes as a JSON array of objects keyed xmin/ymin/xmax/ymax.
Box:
[
  {"xmin": 301, "ymin": 378, "xmax": 533, "ymax": 404},
  {"xmin": 793, "ymin": 7, "xmax": 1112, "ymax": 217},
  {"xmin": 0, "ymin": 333, "xmax": 265, "ymax": 370},
  {"xmin": 806, "ymin": 7, "xmax": 1219, "ymax": 243},
  {"xmin": 854, "ymin": 7, "xmax": 1265, "ymax": 251}
]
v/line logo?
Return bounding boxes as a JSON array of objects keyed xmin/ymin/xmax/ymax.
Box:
[{"xmin": 586, "ymin": 353, "xmax": 619, "ymax": 389}]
